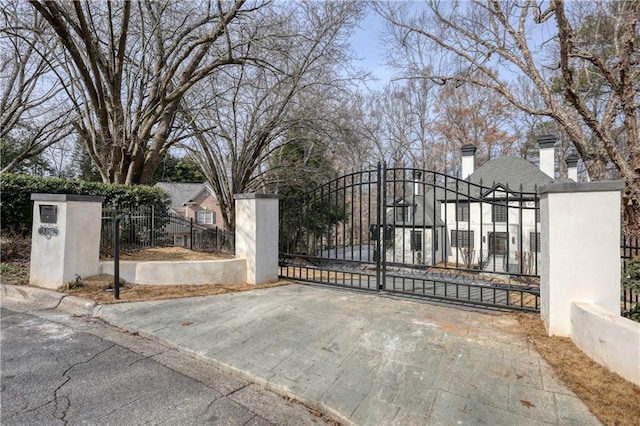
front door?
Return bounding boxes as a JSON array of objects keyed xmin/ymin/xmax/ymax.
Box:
[{"xmin": 488, "ymin": 232, "xmax": 509, "ymax": 256}]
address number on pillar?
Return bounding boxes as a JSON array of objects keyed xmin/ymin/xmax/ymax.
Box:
[{"xmin": 38, "ymin": 225, "xmax": 59, "ymax": 239}]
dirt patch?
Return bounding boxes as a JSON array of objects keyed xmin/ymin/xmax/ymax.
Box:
[
  {"xmin": 61, "ymin": 274, "xmax": 286, "ymax": 304},
  {"xmin": 103, "ymin": 246, "xmax": 233, "ymax": 261},
  {"xmin": 517, "ymin": 313, "xmax": 640, "ymax": 425}
]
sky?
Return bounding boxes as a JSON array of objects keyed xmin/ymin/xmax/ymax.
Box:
[{"xmin": 350, "ymin": 10, "xmax": 395, "ymax": 90}]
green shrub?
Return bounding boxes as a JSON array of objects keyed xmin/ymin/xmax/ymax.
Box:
[
  {"xmin": 622, "ymin": 257, "xmax": 640, "ymax": 322},
  {"xmin": 622, "ymin": 257, "xmax": 640, "ymax": 292},
  {"xmin": 0, "ymin": 173, "xmax": 170, "ymax": 234}
]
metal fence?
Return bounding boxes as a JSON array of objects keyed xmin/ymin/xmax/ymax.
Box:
[
  {"xmin": 622, "ymin": 235, "xmax": 640, "ymax": 312},
  {"xmin": 100, "ymin": 205, "xmax": 234, "ymax": 258},
  {"xmin": 279, "ymin": 164, "xmax": 541, "ymax": 312}
]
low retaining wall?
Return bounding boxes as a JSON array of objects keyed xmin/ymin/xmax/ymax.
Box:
[
  {"xmin": 99, "ymin": 259, "xmax": 247, "ymax": 286},
  {"xmin": 570, "ymin": 302, "xmax": 640, "ymax": 386}
]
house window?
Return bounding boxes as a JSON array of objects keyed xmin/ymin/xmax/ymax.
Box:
[
  {"xmin": 530, "ymin": 232, "xmax": 540, "ymax": 252},
  {"xmin": 456, "ymin": 202, "xmax": 469, "ymax": 221},
  {"xmin": 196, "ymin": 210, "xmax": 215, "ymax": 225},
  {"xmin": 410, "ymin": 231, "xmax": 422, "ymax": 251},
  {"xmin": 492, "ymin": 203, "xmax": 508, "ymax": 223},
  {"xmin": 451, "ymin": 230, "xmax": 474, "ymax": 248},
  {"xmin": 488, "ymin": 232, "xmax": 508, "ymax": 255},
  {"xmin": 395, "ymin": 206, "xmax": 409, "ymax": 222}
]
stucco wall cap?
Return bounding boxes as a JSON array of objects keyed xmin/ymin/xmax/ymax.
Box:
[
  {"xmin": 538, "ymin": 181, "xmax": 625, "ymax": 195},
  {"xmin": 234, "ymin": 193, "xmax": 280, "ymax": 200},
  {"xmin": 31, "ymin": 193, "xmax": 105, "ymax": 203}
]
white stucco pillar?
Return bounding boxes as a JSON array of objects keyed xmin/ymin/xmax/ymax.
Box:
[
  {"xmin": 29, "ymin": 194, "xmax": 105, "ymax": 289},
  {"xmin": 234, "ymin": 193, "xmax": 279, "ymax": 285},
  {"xmin": 538, "ymin": 181, "xmax": 624, "ymax": 336}
]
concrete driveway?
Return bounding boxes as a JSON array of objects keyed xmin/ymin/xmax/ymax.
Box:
[{"xmin": 95, "ymin": 284, "xmax": 599, "ymax": 425}]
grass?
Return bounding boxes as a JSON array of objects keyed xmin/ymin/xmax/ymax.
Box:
[
  {"xmin": 517, "ymin": 313, "xmax": 640, "ymax": 425},
  {"xmin": 0, "ymin": 263, "xmax": 28, "ymax": 284}
]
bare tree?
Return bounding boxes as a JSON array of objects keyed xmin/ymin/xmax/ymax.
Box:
[
  {"xmin": 376, "ymin": 0, "xmax": 640, "ymax": 235},
  {"xmin": 25, "ymin": 0, "xmax": 264, "ymax": 185},
  {"xmin": 432, "ymin": 77, "xmax": 519, "ymax": 173},
  {"xmin": 361, "ymin": 78, "xmax": 438, "ymax": 170},
  {"xmin": 1, "ymin": 1, "xmax": 72, "ymax": 174},
  {"xmin": 183, "ymin": 1, "xmax": 366, "ymax": 229}
]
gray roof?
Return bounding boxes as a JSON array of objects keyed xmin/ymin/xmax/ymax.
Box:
[
  {"xmin": 386, "ymin": 194, "xmax": 445, "ymax": 227},
  {"xmin": 466, "ymin": 156, "xmax": 554, "ymax": 191},
  {"xmin": 431, "ymin": 157, "xmax": 556, "ymax": 202},
  {"xmin": 154, "ymin": 182, "xmax": 213, "ymax": 209}
]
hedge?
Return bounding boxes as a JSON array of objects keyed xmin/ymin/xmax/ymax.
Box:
[{"xmin": 0, "ymin": 173, "xmax": 171, "ymax": 234}]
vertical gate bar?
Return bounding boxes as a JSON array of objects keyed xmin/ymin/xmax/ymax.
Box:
[
  {"xmin": 336, "ymin": 177, "xmax": 340, "ymax": 260},
  {"xmin": 311, "ymin": 187, "xmax": 316, "ymax": 256},
  {"xmin": 479, "ymin": 179, "xmax": 484, "ymax": 272},
  {"xmin": 505, "ymin": 186, "xmax": 510, "ymax": 274},
  {"xmin": 518, "ymin": 189, "xmax": 524, "ymax": 274},
  {"xmin": 443, "ymin": 175, "xmax": 448, "ymax": 269},
  {"xmin": 467, "ymin": 179, "xmax": 472, "ymax": 271},
  {"xmin": 376, "ymin": 162, "xmax": 382, "ymax": 291},
  {"xmin": 350, "ymin": 174, "xmax": 355, "ymax": 260},
  {"xmin": 343, "ymin": 175, "xmax": 347, "ymax": 260},
  {"xmin": 454, "ymin": 179, "xmax": 460, "ymax": 267},
  {"xmin": 491, "ymin": 180, "xmax": 496, "ymax": 273},
  {"xmin": 358, "ymin": 172, "xmax": 363, "ymax": 263},
  {"xmin": 534, "ymin": 186, "xmax": 539, "ymax": 275},
  {"xmin": 320, "ymin": 184, "xmax": 325, "ymax": 260},
  {"xmin": 366, "ymin": 169, "xmax": 371, "ymax": 264},
  {"xmin": 432, "ymin": 170, "xmax": 437, "ymax": 266},
  {"xmin": 381, "ymin": 162, "xmax": 388, "ymax": 291}
]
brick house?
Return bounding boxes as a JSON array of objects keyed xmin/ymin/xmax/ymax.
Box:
[{"xmin": 154, "ymin": 182, "xmax": 226, "ymax": 230}]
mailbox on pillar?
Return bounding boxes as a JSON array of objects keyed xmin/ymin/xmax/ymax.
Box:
[{"xmin": 39, "ymin": 205, "xmax": 58, "ymax": 223}]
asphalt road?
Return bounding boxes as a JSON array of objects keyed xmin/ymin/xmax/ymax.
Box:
[{"xmin": 0, "ymin": 307, "xmax": 331, "ymax": 426}]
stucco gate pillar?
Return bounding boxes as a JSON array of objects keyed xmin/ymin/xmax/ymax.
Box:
[
  {"xmin": 538, "ymin": 181, "xmax": 625, "ymax": 336},
  {"xmin": 29, "ymin": 194, "xmax": 104, "ymax": 289},
  {"xmin": 234, "ymin": 193, "xmax": 279, "ymax": 285}
]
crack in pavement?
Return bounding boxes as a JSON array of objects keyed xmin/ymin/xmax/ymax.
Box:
[
  {"xmin": 54, "ymin": 343, "xmax": 116, "ymax": 424},
  {"xmin": 97, "ymin": 394, "xmax": 145, "ymax": 421}
]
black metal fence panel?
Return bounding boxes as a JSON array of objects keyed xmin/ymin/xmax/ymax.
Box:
[
  {"xmin": 279, "ymin": 164, "xmax": 540, "ymax": 312},
  {"xmin": 621, "ymin": 235, "xmax": 640, "ymax": 312},
  {"xmin": 100, "ymin": 205, "xmax": 234, "ymax": 258}
]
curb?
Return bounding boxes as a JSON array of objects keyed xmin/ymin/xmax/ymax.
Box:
[{"xmin": 1, "ymin": 284, "xmax": 96, "ymax": 316}]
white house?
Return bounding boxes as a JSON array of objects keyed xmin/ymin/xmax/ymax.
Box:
[
  {"xmin": 385, "ymin": 136, "xmax": 582, "ymax": 274},
  {"xmin": 440, "ymin": 138, "xmax": 580, "ymax": 274}
]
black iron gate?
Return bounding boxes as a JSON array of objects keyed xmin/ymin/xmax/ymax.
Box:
[{"xmin": 279, "ymin": 164, "xmax": 540, "ymax": 312}]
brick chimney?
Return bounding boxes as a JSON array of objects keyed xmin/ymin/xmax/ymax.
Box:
[
  {"xmin": 565, "ymin": 153, "xmax": 579, "ymax": 182},
  {"xmin": 537, "ymin": 135, "xmax": 556, "ymax": 178},
  {"xmin": 461, "ymin": 144, "xmax": 476, "ymax": 179}
]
